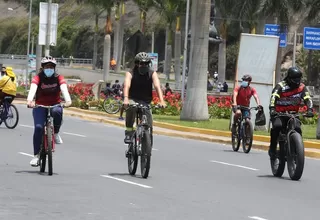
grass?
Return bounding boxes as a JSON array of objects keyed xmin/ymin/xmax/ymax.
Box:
[{"xmin": 152, "ymin": 115, "xmax": 318, "ymax": 140}]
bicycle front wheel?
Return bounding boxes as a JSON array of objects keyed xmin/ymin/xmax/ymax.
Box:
[
  {"xmin": 4, "ymin": 104, "xmax": 19, "ymax": 129},
  {"xmin": 47, "ymin": 124, "xmax": 54, "ymax": 176},
  {"xmin": 231, "ymin": 123, "xmax": 240, "ymax": 152},
  {"xmin": 287, "ymin": 132, "xmax": 305, "ymax": 181},
  {"xmin": 128, "ymin": 133, "xmax": 138, "ymax": 175},
  {"xmin": 39, "ymin": 136, "xmax": 46, "ymax": 173},
  {"xmin": 242, "ymin": 120, "xmax": 253, "ymax": 153},
  {"xmin": 140, "ymin": 130, "xmax": 152, "ymax": 179}
]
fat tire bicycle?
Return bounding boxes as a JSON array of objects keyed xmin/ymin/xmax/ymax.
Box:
[
  {"xmin": 29, "ymin": 104, "xmax": 65, "ymax": 176},
  {"xmin": 270, "ymin": 112, "xmax": 310, "ymax": 181},
  {"xmin": 125, "ymin": 103, "xmax": 161, "ymax": 179},
  {"xmin": 0, "ymin": 96, "xmax": 19, "ymax": 129},
  {"xmin": 231, "ymin": 106, "xmax": 261, "ymax": 153}
]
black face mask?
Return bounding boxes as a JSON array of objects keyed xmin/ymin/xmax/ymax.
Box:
[
  {"xmin": 138, "ymin": 66, "xmax": 150, "ymax": 75},
  {"xmin": 288, "ymin": 78, "xmax": 301, "ymax": 88},
  {"xmin": 1, "ymin": 71, "xmax": 5, "ymax": 75}
]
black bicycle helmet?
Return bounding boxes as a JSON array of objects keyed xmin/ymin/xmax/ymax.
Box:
[
  {"xmin": 285, "ymin": 67, "xmax": 302, "ymax": 88},
  {"xmin": 134, "ymin": 52, "xmax": 151, "ymax": 63},
  {"xmin": 242, "ymin": 74, "xmax": 252, "ymax": 81}
]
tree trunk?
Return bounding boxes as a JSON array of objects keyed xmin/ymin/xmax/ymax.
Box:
[
  {"xmin": 113, "ymin": 20, "xmax": 119, "ymax": 66},
  {"xmin": 165, "ymin": 44, "xmax": 172, "ymax": 82},
  {"xmin": 164, "ymin": 26, "xmax": 169, "ymax": 80},
  {"xmin": 218, "ymin": 21, "xmax": 227, "ymax": 82},
  {"xmin": 174, "ymin": 31, "xmax": 181, "ymax": 89},
  {"xmin": 103, "ymin": 34, "xmax": 111, "ymax": 82},
  {"xmin": 116, "ymin": 11, "xmax": 125, "ymax": 73},
  {"xmin": 180, "ymin": 0, "xmax": 210, "ymax": 121},
  {"xmin": 92, "ymin": 14, "xmax": 99, "ymax": 70}
]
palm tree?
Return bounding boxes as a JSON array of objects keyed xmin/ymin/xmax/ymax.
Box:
[
  {"xmin": 215, "ymin": 0, "xmax": 237, "ymax": 84},
  {"xmin": 180, "ymin": 0, "xmax": 210, "ymax": 120},
  {"xmin": 85, "ymin": 0, "xmax": 116, "ymax": 81},
  {"xmin": 153, "ymin": 0, "xmax": 185, "ymax": 86},
  {"xmin": 133, "ymin": 0, "xmax": 154, "ymax": 33}
]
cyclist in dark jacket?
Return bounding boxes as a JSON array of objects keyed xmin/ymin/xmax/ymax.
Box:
[{"xmin": 268, "ymin": 67, "xmax": 313, "ymax": 160}]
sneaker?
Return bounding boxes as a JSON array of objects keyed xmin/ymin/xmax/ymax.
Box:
[
  {"xmin": 124, "ymin": 131, "xmax": 133, "ymax": 144},
  {"xmin": 118, "ymin": 117, "xmax": 124, "ymax": 120},
  {"xmin": 55, "ymin": 134, "xmax": 63, "ymax": 144},
  {"xmin": 30, "ymin": 154, "xmax": 39, "ymax": 167}
]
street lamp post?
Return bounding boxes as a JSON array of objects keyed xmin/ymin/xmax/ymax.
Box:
[{"xmin": 26, "ymin": 0, "xmax": 33, "ymax": 90}]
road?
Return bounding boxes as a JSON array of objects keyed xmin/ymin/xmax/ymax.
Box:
[{"xmin": 1, "ymin": 104, "xmax": 320, "ymax": 220}]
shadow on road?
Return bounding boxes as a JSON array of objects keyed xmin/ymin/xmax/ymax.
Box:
[
  {"xmin": 15, "ymin": 170, "xmax": 59, "ymax": 176},
  {"xmin": 108, "ymin": 172, "xmax": 146, "ymax": 179},
  {"xmin": 257, "ymin": 174, "xmax": 292, "ymax": 181}
]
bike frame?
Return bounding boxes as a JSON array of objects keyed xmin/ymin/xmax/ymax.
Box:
[
  {"xmin": 277, "ymin": 112, "xmax": 302, "ymax": 157},
  {"xmin": 36, "ymin": 104, "xmax": 62, "ymax": 152},
  {"xmin": 0, "ymin": 97, "xmax": 12, "ymax": 121}
]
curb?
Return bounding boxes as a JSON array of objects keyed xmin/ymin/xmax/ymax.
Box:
[
  {"xmin": 62, "ymin": 111, "xmax": 320, "ymax": 159},
  {"xmin": 64, "ymin": 106, "xmax": 320, "ymax": 150},
  {"xmin": 13, "ymin": 99, "xmax": 320, "ymax": 151}
]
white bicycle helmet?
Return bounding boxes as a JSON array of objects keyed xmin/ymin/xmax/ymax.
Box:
[{"xmin": 41, "ymin": 56, "xmax": 57, "ymax": 67}]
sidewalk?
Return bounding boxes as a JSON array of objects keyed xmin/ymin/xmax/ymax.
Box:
[{"xmin": 63, "ymin": 108, "xmax": 320, "ymax": 159}]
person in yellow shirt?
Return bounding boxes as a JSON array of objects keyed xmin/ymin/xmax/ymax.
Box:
[
  {"xmin": 0, "ymin": 66, "xmax": 16, "ymax": 104},
  {"xmin": 110, "ymin": 58, "xmax": 116, "ymax": 70}
]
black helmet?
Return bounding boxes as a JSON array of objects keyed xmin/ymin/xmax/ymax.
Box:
[
  {"xmin": 285, "ymin": 67, "xmax": 302, "ymax": 88},
  {"xmin": 242, "ymin": 74, "xmax": 252, "ymax": 81},
  {"xmin": 135, "ymin": 52, "xmax": 151, "ymax": 63}
]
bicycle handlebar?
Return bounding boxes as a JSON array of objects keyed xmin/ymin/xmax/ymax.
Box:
[
  {"xmin": 125, "ymin": 103, "xmax": 166, "ymax": 111},
  {"xmin": 27, "ymin": 103, "xmax": 66, "ymax": 109},
  {"xmin": 238, "ymin": 105, "xmax": 261, "ymax": 111}
]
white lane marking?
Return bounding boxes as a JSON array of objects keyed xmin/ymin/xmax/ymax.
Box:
[
  {"xmin": 210, "ymin": 160, "xmax": 259, "ymax": 171},
  {"xmin": 20, "ymin": 124, "xmax": 34, "ymax": 128},
  {"xmin": 18, "ymin": 152, "xmax": 34, "ymax": 157},
  {"xmin": 100, "ymin": 175, "xmax": 153, "ymax": 189},
  {"xmin": 248, "ymin": 216, "xmax": 268, "ymax": 220},
  {"xmin": 63, "ymin": 132, "xmax": 86, "ymax": 137}
]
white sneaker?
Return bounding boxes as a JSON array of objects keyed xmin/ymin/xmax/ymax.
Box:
[
  {"xmin": 55, "ymin": 134, "xmax": 63, "ymax": 144},
  {"xmin": 30, "ymin": 154, "xmax": 39, "ymax": 167}
]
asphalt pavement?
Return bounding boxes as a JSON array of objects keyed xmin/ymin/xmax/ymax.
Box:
[{"xmin": 1, "ymin": 104, "xmax": 320, "ymax": 220}]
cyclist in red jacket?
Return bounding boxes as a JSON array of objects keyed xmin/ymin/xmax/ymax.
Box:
[
  {"xmin": 27, "ymin": 56, "xmax": 72, "ymax": 167},
  {"xmin": 231, "ymin": 74, "xmax": 261, "ymax": 133}
]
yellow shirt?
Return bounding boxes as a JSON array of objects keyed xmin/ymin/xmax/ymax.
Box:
[{"xmin": 0, "ymin": 75, "xmax": 17, "ymax": 96}]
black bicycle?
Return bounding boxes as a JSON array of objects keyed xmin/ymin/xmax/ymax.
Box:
[
  {"xmin": 0, "ymin": 96, "xmax": 19, "ymax": 129},
  {"xmin": 30, "ymin": 104, "xmax": 64, "ymax": 176},
  {"xmin": 125, "ymin": 103, "xmax": 161, "ymax": 179},
  {"xmin": 231, "ymin": 106, "xmax": 261, "ymax": 153},
  {"xmin": 271, "ymin": 112, "xmax": 310, "ymax": 181}
]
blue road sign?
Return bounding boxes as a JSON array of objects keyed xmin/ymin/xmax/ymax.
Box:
[
  {"xmin": 264, "ymin": 24, "xmax": 287, "ymax": 48},
  {"xmin": 303, "ymin": 27, "xmax": 320, "ymax": 50}
]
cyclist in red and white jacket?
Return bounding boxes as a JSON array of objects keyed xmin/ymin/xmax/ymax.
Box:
[{"xmin": 27, "ymin": 56, "xmax": 72, "ymax": 167}]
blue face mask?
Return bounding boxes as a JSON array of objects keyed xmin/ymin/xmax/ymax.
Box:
[
  {"xmin": 241, "ymin": 81, "xmax": 249, "ymax": 87},
  {"xmin": 44, "ymin": 68, "xmax": 55, "ymax": 77}
]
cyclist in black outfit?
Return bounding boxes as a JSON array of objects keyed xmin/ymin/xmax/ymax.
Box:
[{"xmin": 123, "ymin": 52, "xmax": 166, "ymax": 144}]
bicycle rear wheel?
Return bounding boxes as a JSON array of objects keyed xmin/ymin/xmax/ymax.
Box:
[
  {"xmin": 287, "ymin": 132, "xmax": 304, "ymax": 181},
  {"xmin": 242, "ymin": 120, "xmax": 253, "ymax": 153},
  {"xmin": 140, "ymin": 130, "xmax": 152, "ymax": 179},
  {"xmin": 4, "ymin": 104, "xmax": 19, "ymax": 129},
  {"xmin": 127, "ymin": 132, "xmax": 138, "ymax": 175},
  {"xmin": 46, "ymin": 124, "xmax": 54, "ymax": 176}
]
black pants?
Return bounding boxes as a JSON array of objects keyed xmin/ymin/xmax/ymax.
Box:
[
  {"xmin": 270, "ymin": 116, "xmax": 302, "ymax": 150},
  {"xmin": 125, "ymin": 99, "xmax": 153, "ymax": 146}
]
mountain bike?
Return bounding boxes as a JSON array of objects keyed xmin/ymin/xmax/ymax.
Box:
[
  {"xmin": 231, "ymin": 106, "xmax": 261, "ymax": 153},
  {"xmin": 125, "ymin": 103, "xmax": 161, "ymax": 179},
  {"xmin": 0, "ymin": 96, "xmax": 19, "ymax": 129},
  {"xmin": 271, "ymin": 112, "xmax": 311, "ymax": 181},
  {"xmin": 30, "ymin": 104, "xmax": 64, "ymax": 176}
]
